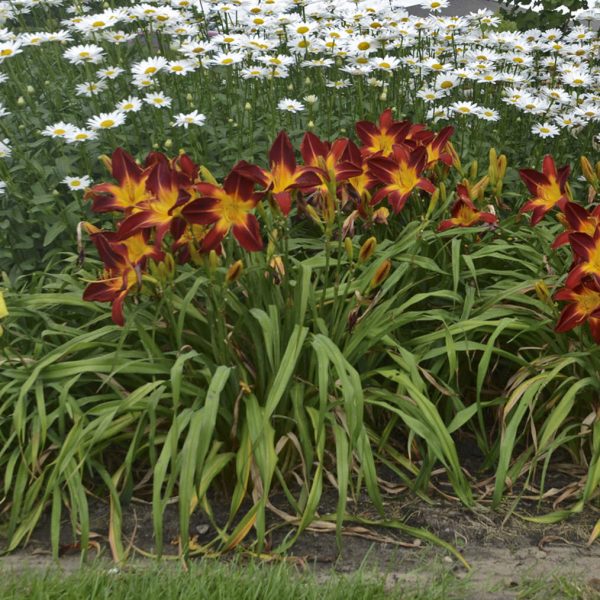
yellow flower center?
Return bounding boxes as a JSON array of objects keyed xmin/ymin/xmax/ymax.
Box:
[
  {"xmin": 123, "ymin": 103, "xmax": 134, "ymax": 110},
  {"xmin": 441, "ymin": 81, "xmax": 453, "ymax": 89},
  {"xmin": 100, "ymin": 119, "xmax": 115, "ymax": 128},
  {"xmin": 75, "ymin": 133, "xmax": 88, "ymax": 140},
  {"xmin": 357, "ymin": 41, "xmax": 370, "ymax": 51},
  {"xmin": 222, "ymin": 58, "xmax": 233, "ymax": 64},
  {"xmin": 54, "ymin": 128, "xmax": 66, "ymax": 135},
  {"xmin": 145, "ymin": 66, "xmax": 157, "ymax": 74},
  {"xmin": 379, "ymin": 62, "xmax": 391, "ymax": 69},
  {"xmin": 92, "ymin": 20, "xmax": 106, "ymax": 27},
  {"xmin": 71, "ymin": 180, "xmax": 81, "ymax": 187}
]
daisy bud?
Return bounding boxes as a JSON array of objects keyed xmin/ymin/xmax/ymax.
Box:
[
  {"xmin": 307, "ymin": 120, "xmax": 315, "ymax": 129},
  {"xmin": 164, "ymin": 139, "xmax": 173, "ymax": 149},
  {"xmin": 244, "ymin": 102, "xmax": 252, "ymax": 110},
  {"xmin": 358, "ymin": 236, "xmax": 377, "ymax": 263},
  {"xmin": 287, "ymin": 83, "xmax": 293, "ymax": 91},
  {"xmin": 26, "ymin": 86, "xmax": 34, "ymax": 94},
  {"xmin": 369, "ymin": 259, "xmax": 392, "ymax": 290},
  {"xmin": 16, "ymin": 97, "xmax": 25, "ymax": 106},
  {"xmin": 379, "ymin": 92, "xmax": 387, "ymax": 101},
  {"xmin": 305, "ymin": 77, "xmax": 311, "ymax": 85},
  {"xmin": 152, "ymin": 143, "xmax": 159, "ymax": 149},
  {"xmin": 186, "ymin": 94, "xmax": 193, "ymax": 101},
  {"xmin": 226, "ymin": 259, "xmax": 244, "ymax": 283}
]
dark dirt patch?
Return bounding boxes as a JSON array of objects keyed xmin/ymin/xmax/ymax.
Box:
[{"xmin": 2, "ymin": 486, "xmax": 599, "ymax": 599}]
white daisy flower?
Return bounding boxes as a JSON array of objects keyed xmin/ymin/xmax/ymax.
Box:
[
  {"xmin": 116, "ymin": 97, "xmax": 142, "ymax": 113},
  {"xmin": 173, "ymin": 110, "xmax": 206, "ymax": 128},
  {"xmin": 144, "ymin": 92, "xmax": 172, "ymax": 108},
  {"xmin": 75, "ymin": 80, "xmax": 107, "ymax": 97},
  {"xmin": 532, "ymin": 122, "xmax": 560, "ymax": 138},
  {"xmin": 277, "ymin": 98, "xmax": 305, "ymax": 113},
  {"xmin": 0, "ymin": 138, "xmax": 11, "ymax": 158},
  {"xmin": 97, "ymin": 66, "xmax": 125, "ymax": 80},
  {"xmin": 87, "ymin": 111, "xmax": 126, "ymax": 130},
  {"xmin": 63, "ymin": 44, "xmax": 105, "ymax": 65},
  {"xmin": 63, "ymin": 175, "xmax": 92, "ymax": 190},
  {"xmin": 64, "ymin": 129, "xmax": 98, "ymax": 144},
  {"xmin": 478, "ymin": 108, "xmax": 500, "ymax": 121},
  {"xmin": 450, "ymin": 101, "xmax": 482, "ymax": 116},
  {"xmin": 42, "ymin": 122, "xmax": 76, "ymax": 138}
]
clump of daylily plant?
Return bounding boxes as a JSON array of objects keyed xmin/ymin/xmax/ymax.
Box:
[{"xmin": 83, "ymin": 110, "xmax": 492, "ymax": 325}]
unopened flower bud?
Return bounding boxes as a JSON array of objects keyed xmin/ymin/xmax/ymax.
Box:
[
  {"xmin": 369, "ymin": 259, "xmax": 392, "ymax": 290},
  {"xmin": 344, "ymin": 236, "xmax": 354, "ymax": 262},
  {"xmin": 26, "ymin": 85, "xmax": 34, "ymax": 94},
  {"xmin": 379, "ymin": 92, "xmax": 387, "ymax": 101},
  {"xmin": 17, "ymin": 96, "xmax": 25, "ymax": 106},
  {"xmin": 208, "ymin": 249, "xmax": 219, "ymax": 271},
  {"xmin": 358, "ymin": 236, "xmax": 377, "ymax": 263},
  {"xmin": 244, "ymin": 102, "xmax": 252, "ymax": 110},
  {"xmin": 226, "ymin": 259, "xmax": 243, "ymax": 282},
  {"xmin": 305, "ymin": 77, "xmax": 311, "ymax": 85},
  {"xmin": 287, "ymin": 83, "xmax": 293, "ymax": 91},
  {"xmin": 164, "ymin": 139, "xmax": 173, "ymax": 149},
  {"xmin": 307, "ymin": 120, "xmax": 315, "ymax": 129},
  {"xmin": 581, "ymin": 156, "xmax": 599, "ymax": 186}
]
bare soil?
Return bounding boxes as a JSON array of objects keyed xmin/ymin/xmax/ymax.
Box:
[{"xmin": 2, "ymin": 487, "xmax": 599, "ymax": 599}]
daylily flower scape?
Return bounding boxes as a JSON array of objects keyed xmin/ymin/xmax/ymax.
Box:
[{"xmin": 1, "ymin": 0, "xmax": 600, "ymax": 562}]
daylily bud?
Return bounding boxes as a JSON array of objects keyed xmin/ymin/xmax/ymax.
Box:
[
  {"xmin": 447, "ymin": 142, "xmax": 462, "ymax": 172},
  {"xmin": 344, "ymin": 237, "xmax": 354, "ymax": 262},
  {"xmin": 469, "ymin": 160, "xmax": 478, "ymax": 180},
  {"xmin": 488, "ymin": 148, "xmax": 498, "ymax": 184},
  {"xmin": 208, "ymin": 249, "xmax": 219, "ymax": 271},
  {"xmin": 566, "ymin": 182, "xmax": 574, "ymax": 202},
  {"xmin": 226, "ymin": 259, "xmax": 244, "ymax": 282},
  {"xmin": 199, "ymin": 165, "xmax": 219, "ymax": 185},
  {"xmin": 472, "ymin": 176, "xmax": 489, "ymax": 201},
  {"xmin": 358, "ymin": 236, "xmax": 377, "ymax": 263},
  {"xmin": 497, "ymin": 155, "xmax": 507, "ymax": 179},
  {"xmin": 439, "ymin": 182, "xmax": 447, "ymax": 202},
  {"xmin": 369, "ymin": 259, "xmax": 392, "ymax": 290},
  {"xmin": 425, "ymin": 187, "xmax": 440, "ymax": 219},
  {"xmin": 581, "ymin": 156, "xmax": 599, "ymax": 186},
  {"xmin": 305, "ymin": 203, "xmax": 322, "ymax": 227},
  {"xmin": 269, "ymin": 256, "xmax": 285, "ymax": 284}
]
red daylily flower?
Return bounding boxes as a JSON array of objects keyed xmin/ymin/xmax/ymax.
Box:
[
  {"xmin": 117, "ymin": 159, "xmax": 191, "ymax": 244},
  {"xmin": 85, "ymin": 148, "xmax": 153, "ymax": 213},
  {"xmin": 83, "ymin": 228, "xmax": 162, "ymax": 325},
  {"xmin": 438, "ymin": 184, "xmax": 497, "ymax": 231},
  {"xmin": 519, "ymin": 155, "xmax": 570, "ymax": 225},
  {"xmin": 368, "ymin": 145, "xmax": 436, "ymax": 213},
  {"xmin": 356, "ymin": 108, "xmax": 411, "ymax": 157},
  {"xmin": 234, "ymin": 131, "xmax": 318, "ymax": 215},
  {"xmin": 300, "ymin": 132, "xmax": 363, "ymax": 193},
  {"xmin": 552, "ymin": 202, "xmax": 600, "ymax": 249},
  {"xmin": 182, "ymin": 170, "xmax": 264, "ymax": 252},
  {"xmin": 555, "ymin": 277, "xmax": 600, "ymax": 342},
  {"xmin": 565, "ymin": 228, "xmax": 600, "ymax": 288},
  {"xmin": 423, "ymin": 126, "xmax": 455, "ymax": 168}
]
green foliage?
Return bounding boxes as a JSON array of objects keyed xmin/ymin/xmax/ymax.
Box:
[{"xmin": 498, "ymin": 0, "xmax": 587, "ymax": 30}]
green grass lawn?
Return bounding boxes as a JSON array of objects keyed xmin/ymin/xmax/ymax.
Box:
[{"xmin": 0, "ymin": 559, "xmax": 597, "ymax": 600}]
